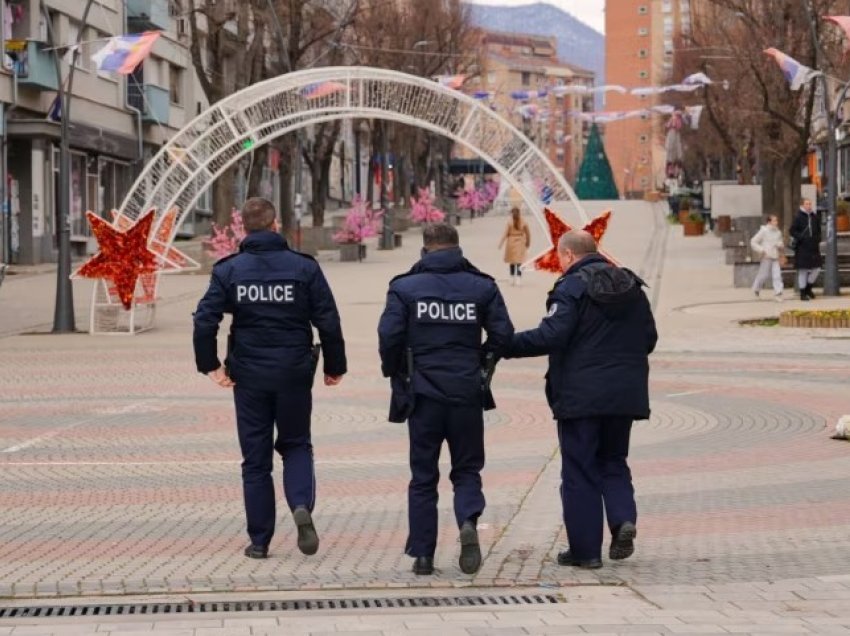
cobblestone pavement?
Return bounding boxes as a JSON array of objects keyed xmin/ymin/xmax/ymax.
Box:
[{"xmin": 1, "ymin": 202, "xmax": 848, "ymax": 634}]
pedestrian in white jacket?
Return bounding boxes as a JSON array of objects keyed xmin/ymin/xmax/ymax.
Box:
[{"xmin": 750, "ymin": 215, "xmax": 785, "ymax": 300}]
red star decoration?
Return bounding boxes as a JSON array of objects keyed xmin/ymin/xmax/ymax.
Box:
[
  {"xmin": 74, "ymin": 211, "xmax": 159, "ymax": 309},
  {"xmin": 532, "ymin": 208, "xmax": 613, "ymax": 274}
]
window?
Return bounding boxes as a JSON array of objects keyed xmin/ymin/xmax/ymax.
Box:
[
  {"xmin": 638, "ymin": 48, "xmax": 648, "ymax": 59},
  {"xmin": 639, "ymin": 70, "xmax": 649, "ymax": 79},
  {"xmin": 638, "ymin": 5, "xmax": 648, "ymax": 14},
  {"xmin": 521, "ymin": 71, "xmax": 530, "ymax": 86},
  {"xmin": 169, "ymin": 64, "xmax": 183, "ymax": 105},
  {"xmin": 638, "ymin": 27, "xmax": 649, "ymax": 36},
  {"xmin": 639, "ymin": 134, "xmax": 648, "ymax": 144},
  {"xmin": 640, "ymin": 177, "xmax": 650, "ymax": 186},
  {"xmin": 662, "ymin": 0, "xmax": 672, "ymax": 13}
]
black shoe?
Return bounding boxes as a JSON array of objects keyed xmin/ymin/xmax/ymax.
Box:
[
  {"xmin": 801, "ymin": 290, "xmax": 810, "ymax": 301},
  {"xmin": 244, "ymin": 544, "xmax": 268, "ymax": 559},
  {"xmin": 293, "ymin": 506, "xmax": 319, "ymax": 555},
  {"xmin": 556, "ymin": 549, "xmax": 602, "ymax": 569},
  {"xmin": 412, "ymin": 556, "xmax": 434, "ymax": 575},
  {"xmin": 458, "ymin": 520, "xmax": 482, "ymax": 574},
  {"xmin": 805, "ymin": 284, "xmax": 816, "ymax": 299},
  {"xmin": 609, "ymin": 521, "xmax": 637, "ymax": 560}
]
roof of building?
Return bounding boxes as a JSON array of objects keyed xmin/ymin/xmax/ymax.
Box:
[
  {"xmin": 478, "ymin": 28, "xmax": 556, "ymax": 50},
  {"xmin": 485, "ymin": 52, "xmax": 594, "ymax": 79}
]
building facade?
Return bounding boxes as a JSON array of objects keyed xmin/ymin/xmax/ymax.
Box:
[
  {"xmin": 0, "ymin": 0, "xmax": 208, "ymax": 266},
  {"xmin": 605, "ymin": 0, "xmax": 693, "ymax": 195},
  {"xmin": 471, "ymin": 29, "xmax": 595, "ymax": 185}
]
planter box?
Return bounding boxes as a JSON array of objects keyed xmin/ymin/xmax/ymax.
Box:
[
  {"xmin": 394, "ymin": 234, "xmax": 403, "ymax": 248},
  {"xmin": 722, "ymin": 231, "xmax": 746, "ymax": 248},
  {"xmin": 731, "ymin": 216, "xmax": 763, "ymax": 235},
  {"xmin": 392, "ymin": 214, "xmax": 411, "ymax": 233},
  {"xmin": 837, "ymin": 214, "xmax": 850, "ymax": 232},
  {"xmin": 725, "ymin": 246, "xmax": 751, "ymax": 265},
  {"xmin": 733, "ymin": 261, "xmax": 760, "ymax": 287},
  {"xmin": 678, "ymin": 210, "xmax": 690, "ymax": 224},
  {"xmin": 682, "ymin": 220, "xmax": 705, "ymax": 236},
  {"xmin": 339, "ymin": 243, "xmax": 367, "ymax": 262},
  {"xmin": 299, "ymin": 226, "xmax": 337, "ymax": 254},
  {"xmin": 716, "ymin": 215, "xmax": 732, "ymax": 234},
  {"xmin": 779, "ymin": 312, "xmax": 850, "ymax": 328}
]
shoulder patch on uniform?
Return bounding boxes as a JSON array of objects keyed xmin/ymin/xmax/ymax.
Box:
[{"xmin": 546, "ymin": 302, "xmax": 558, "ymax": 318}]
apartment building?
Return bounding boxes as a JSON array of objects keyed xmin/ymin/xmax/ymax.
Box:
[
  {"xmin": 605, "ymin": 0, "xmax": 693, "ymax": 195},
  {"xmin": 471, "ymin": 29, "xmax": 595, "ymax": 185},
  {"xmin": 0, "ymin": 0, "xmax": 207, "ymax": 266}
]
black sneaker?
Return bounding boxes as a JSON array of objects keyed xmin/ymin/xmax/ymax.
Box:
[
  {"xmin": 244, "ymin": 544, "xmax": 268, "ymax": 559},
  {"xmin": 609, "ymin": 521, "xmax": 637, "ymax": 560},
  {"xmin": 293, "ymin": 506, "xmax": 319, "ymax": 555},
  {"xmin": 412, "ymin": 556, "xmax": 434, "ymax": 575},
  {"xmin": 459, "ymin": 520, "xmax": 482, "ymax": 574},
  {"xmin": 556, "ymin": 549, "xmax": 602, "ymax": 569}
]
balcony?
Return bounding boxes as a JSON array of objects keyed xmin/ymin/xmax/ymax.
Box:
[
  {"xmin": 5, "ymin": 41, "xmax": 58, "ymax": 91},
  {"xmin": 127, "ymin": 83, "xmax": 170, "ymax": 124},
  {"xmin": 127, "ymin": 0, "xmax": 170, "ymax": 32}
]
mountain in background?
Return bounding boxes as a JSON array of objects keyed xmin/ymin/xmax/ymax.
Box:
[{"xmin": 465, "ymin": 2, "xmax": 605, "ymax": 107}]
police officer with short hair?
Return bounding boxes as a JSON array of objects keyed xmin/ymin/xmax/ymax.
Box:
[
  {"xmin": 193, "ymin": 197, "xmax": 346, "ymax": 559},
  {"xmin": 506, "ymin": 230, "xmax": 657, "ymax": 569},
  {"xmin": 378, "ymin": 223, "xmax": 513, "ymax": 575}
]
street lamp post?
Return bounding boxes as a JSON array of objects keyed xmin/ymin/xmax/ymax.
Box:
[
  {"xmin": 805, "ymin": 1, "xmax": 841, "ymax": 296},
  {"xmin": 379, "ymin": 120, "xmax": 394, "ymax": 249},
  {"xmin": 47, "ymin": 0, "xmax": 98, "ymax": 332}
]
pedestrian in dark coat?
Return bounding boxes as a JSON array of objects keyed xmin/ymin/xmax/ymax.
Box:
[
  {"xmin": 378, "ymin": 223, "xmax": 513, "ymax": 576},
  {"xmin": 789, "ymin": 199, "xmax": 822, "ymax": 300},
  {"xmin": 505, "ymin": 230, "xmax": 657, "ymax": 569},
  {"xmin": 193, "ymin": 198, "xmax": 346, "ymax": 559}
]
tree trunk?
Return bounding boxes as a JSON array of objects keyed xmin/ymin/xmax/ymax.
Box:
[
  {"xmin": 278, "ymin": 137, "xmax": 295, "ymax": 239},
  {"xmin": 761, "ymin": 159, "xmax": 777, "ymax": 223},
  {"xmin": 246, "ymin": 146, "xmax": 269, "ymax": 199},
  {"xmin": 212, "ymin": 167, "xmax": 236, "ymax": 227}
]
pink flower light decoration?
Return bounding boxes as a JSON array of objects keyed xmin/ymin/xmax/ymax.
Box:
[
  {"xmin": 333, "ymin": 195, "xmax": 384, "ymax": 244},
  {"xmin": 203, "ymin": 208, "xmax": 246, "ymax": 259},
  {"xmin": 409, "ymin": 188, "xmax": 445, "ymax": 224}
]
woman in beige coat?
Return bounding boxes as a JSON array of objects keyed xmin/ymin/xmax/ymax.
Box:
[{"xmin": 498, "ymin": 207, "xmax": 531, "ymax": 286}]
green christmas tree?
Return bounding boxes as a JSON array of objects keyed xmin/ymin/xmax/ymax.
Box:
[{"xmin": 575, "ymin": 123, "xmax": 620, "ymax": 200}]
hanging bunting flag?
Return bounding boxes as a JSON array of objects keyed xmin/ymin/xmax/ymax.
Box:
[
  {"xmin": 764, "ymin": 47, "xmax": 821, "ymax": 90},
  {"xmin": 510, "ymin": 89, "xmax": 548, "ymax": 100},
  {"xmin": 471, "ymin": 90, "xmax": 494, "ymax": 100},
  {"xmin": 652, "ymin": 104, "xmax": 676, "ymax": 114},
  {"xmin": 46, "ymin": 94, "xmax": 62, "ymax": 122},
  {"xmin": 435, "ymin": 74, "xmax": 465, "ymax": 89},
  {"xmin": 686, "ymin": 105, "xmax": 704, "ymax": 129},
  {"xmin": 682, "ymin": 72, "xmax": 713, "ymax": 86},
  {"xmin": 301, "ymin": 81, "xmax": 348, "ymax": 99},
  {"xmin": 825, "ymin": 16, "xmax": 850, "ymax": 53},
  {"xmin": 91, "ymin": 31, "xmax": 162, "ymax": 74}
]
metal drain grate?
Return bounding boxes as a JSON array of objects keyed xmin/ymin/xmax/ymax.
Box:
[{"xmin": 0, "ymin": 593, "xmax": 565, "ymax": 619}]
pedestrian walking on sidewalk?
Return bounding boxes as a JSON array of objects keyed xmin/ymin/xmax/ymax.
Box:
[
  {"xmin": 498, "ymin": 207, "xmax": 531, "ymax": 286},
  {"xmin": 750, "ymin": 214, "xmax": 785, "ymax": 301},
  {"xmin": 790, "ymin": 199, "xmax": 822, "ymax": 301},
  {"xmin": 505, "ymin": 230, "xmax": 657, "ymax": 569},
  {"xmin": 378, "ymin": 223, "xmax": 513, "ymax": 576},
  {"xmin": 193, "ymin": 197, "xmax": 347, "ymax": 560}
]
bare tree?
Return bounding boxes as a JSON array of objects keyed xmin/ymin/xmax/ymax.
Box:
[{"xmin": 673, "ymin": 0, "xmax": 847, "ymax": 225}]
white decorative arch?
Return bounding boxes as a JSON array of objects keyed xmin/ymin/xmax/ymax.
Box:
[{"xmin": 96, "ymin": 66, "xmax": 587, "ymax": 333}]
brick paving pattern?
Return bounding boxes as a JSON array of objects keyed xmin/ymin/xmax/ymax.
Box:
[{"xmin": 1, "ymin": 203, "xmax": 848, "ymax": 634}]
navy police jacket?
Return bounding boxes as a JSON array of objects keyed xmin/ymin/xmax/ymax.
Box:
[
  {"xmin": 378, "ymin": 247, "xmax": 513, "ymax": 409},
  {"xmin": 193, "ymin": 231, "xmax": 346, "ymax": 391},
  {"xmin": 507, "ymin": 254, "xmax": 657, "ymax": 420}
]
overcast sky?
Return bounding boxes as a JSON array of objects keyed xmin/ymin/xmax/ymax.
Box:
[{"xmin": 465, "ymin": 0, "xmax": 605, "ymax": 34}]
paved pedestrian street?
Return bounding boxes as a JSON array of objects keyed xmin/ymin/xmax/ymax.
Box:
[{"xmin": 1, "ymin": 203, "xmax": 849, "ymax": 634}]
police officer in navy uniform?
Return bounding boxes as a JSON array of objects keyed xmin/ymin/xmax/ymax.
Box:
[
  {"xmin": 193, "ymin": 197, "xmax": 346, "ymax": 559},
  {"xmin": 378, "ymin": 223, "xmax": 513, "ymax": 575},
  {"xmin": 506, "ymin": 230, "xmax": 656, "ymax": 569}
]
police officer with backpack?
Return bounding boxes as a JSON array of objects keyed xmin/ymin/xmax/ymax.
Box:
[
  {"xmin": 378, "ymin": 223, "xmax": 513, "ymax": 575},
  {"xmin": 506, "ymin": 230, "xmax": 657, "ymax": 569},
  {"xmin": 193, "ymin": 197, "xmax": 346, "ymax": 560}
]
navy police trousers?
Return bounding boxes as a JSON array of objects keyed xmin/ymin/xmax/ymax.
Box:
[
  {"xmin": 405, "ymin": 397, "xmax": 485, "ymax": 557},
  {"xmin": 233, "ymin": 385, "xmax": 314, "ymax": 548},
  {"xmin": 557, "ymin": 417, "xmax": 637, "ymax": 561}
]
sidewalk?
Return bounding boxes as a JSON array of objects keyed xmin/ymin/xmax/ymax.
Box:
[{"xmin": 1, "ymin": 202, "xmax": 849, "ymax": 635}]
